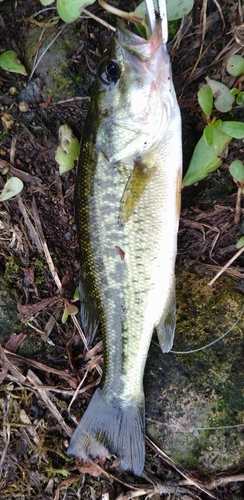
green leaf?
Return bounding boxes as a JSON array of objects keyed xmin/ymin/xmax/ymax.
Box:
[
  {"xmin": 236, "ymin": 236, "xmax": 244, "ymax": 249},
  {"xmin": 226, "ymin": 55, "xmax": 244, "ymax": 77},
  {"xmin": 39, "ymin": 0, "xmax": 55, "ymax": 4},
  {"xmin": 57, "ymin": 0, "xmax": 95, "ymax": 23},
  {"xmin": 236, "ymin": 95, "xmax": 244, "ymax": 105},
  {"xmin": 206, "ymin": 77, "xmax": 235, "ymax": 113},
  {"xmin": 214, "ymin": 119, "xmax": 222, "ymax": 128},
  {"xmin": 55, "ymin": 124, "xmax": 80, "ymax": 174},
  {"xmin": 132, "ymin": 0, "xmax": 194, "ymax": 24},
  {"xmin": 134, "ymin": 21, "xmax": 148, "ymax": 39},
  {"xmin": 62, "ymin": 307, "xmax": 69, "ymax": 324},
  {"xmin": 229, "ymin": 160, "xmax": 244, "ymax": 183},
  {"xmin": 203, "ymin": 123, "xmax": 214, "ymax": 146},
  {"xmin": 165, "ymin": 0, "xmax": 194, "ymax": 20},
  {"xmin": 182, "ymin": 128, "xmax": 231, "ymax": 187},
  {"xmin": 73, "ymin": 287, "xmax": 80, "ymax": 301},
  {"xmin": 198, "ymin": 85, "xmax": 213, "ymax": 118},
  {"xmin": 230, "ymin": 88, "xmax": 239, "ymax": 96},
  {"xmin": 0, "ymin": 177, "xmax": 24, "ymax": 201},
  {"xmin": 0, "ymin": 50, "xmax": 27, "ymax": 76},
  {"xmin": 218, "ymin": 121, "xmax": 244, "ymax": 139}
]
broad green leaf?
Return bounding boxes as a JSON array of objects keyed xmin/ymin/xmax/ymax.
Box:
[
  {"xmin": 236, "ymin": 236, "xmax": 244, "ymax": 249},
  {"xmin": 0, "ymin": 50, "xmax": 27, "ymax": 76},
  {"xmin": 0, "ymin": 177, "xmax": 24, "ymax": 201},
  {"xmin": 133, "ymin": 0, "xmax": 194, "ymax": 22},
  {"xmin": 57, "ymin": 0, "xmax": 94, "ymax": 23},
  {"xmin": 182, "ymin": 128, "xmax": 231, "ymax": 187},
  {"xmin": 206, "ymin": 77, "xmax": 235, "ymax": 113},
  {"xmin": 166, "ymin": 0, "xmax": 194, "ymax": 20},
  {"xmin": 40, "ymin": 0, "xmax": 55, "ymax": 4},
  {"xmin": 229, "ymin": 160, "xmax": 244, "ymax": 183},
  {"xmin": 218, "ymin": 121, "xmax": 244, "ymax": 139},
  {"xmin": 55, "ymin": 124, "xmax": 80, "ymax": 174},
  {"xmin": 226, "ymin": 55, "xmax": 244, "ymax": 77},
  {"xmin": 198, "ymin": 85, "xmax": 213, "ymax": 118},
  {"xmin": 203, "ymin": 123, "xmax": 213, "ymax": 146}
]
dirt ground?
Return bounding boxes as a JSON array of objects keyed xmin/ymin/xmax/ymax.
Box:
[{"xmin": 0, "ymin": 0, "xmax": 244, "ymax": 499}]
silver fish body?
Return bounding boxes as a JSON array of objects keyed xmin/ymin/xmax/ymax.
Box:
[{"xmin": 67, "ymin": 21, "xmax": 182, "ymax": 476}]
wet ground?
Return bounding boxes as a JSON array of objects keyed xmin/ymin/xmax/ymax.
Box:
[{"xmin": 0, "ymin": 0, "xmax": 244, "ymax": 499}]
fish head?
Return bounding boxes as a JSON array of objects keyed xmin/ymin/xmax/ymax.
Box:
[{"xmin": 93, "ymin": 21, "xmax": 177, "ymax": 165}]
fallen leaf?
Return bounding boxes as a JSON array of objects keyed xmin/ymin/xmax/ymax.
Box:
[
  {"xmin": 18, "ymin": 296, "xmax": 59, "ymax": 322},
  {"xmin": 22, "ymin": 267, "xmax": 35, "ymax": 285},
  {"xmin": 4, "ymin": 332, "xmax": 27, "ymax": 352},
  {"xmin": 1, "ymin": 112, "xmax": 14, "ymax": 130},
  {"xmin": 75, "ymin": 458, "xmax": 103, "ymax": 477}
]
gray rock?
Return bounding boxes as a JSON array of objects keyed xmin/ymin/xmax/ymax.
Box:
[{"xmin": 145, "ymin": 269, "xmax": 244, "ymax": 474}]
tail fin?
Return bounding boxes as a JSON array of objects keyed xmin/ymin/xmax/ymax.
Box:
[{"xmin": 67, "ymin": 388, "xmax": 145, "ymax": 476}]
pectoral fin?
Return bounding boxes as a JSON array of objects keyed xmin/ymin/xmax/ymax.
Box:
[
  {"xmin": 156, "ymin": 286, "xmax": 176, "ymax": 353},
  {"xmin": 120, "ymin": 160, "xmax": 156, "ymax": 224}
]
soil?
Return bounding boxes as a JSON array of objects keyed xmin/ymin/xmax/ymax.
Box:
[{"xmin": 0, "ymin": 1, "xmax": 244, "ymax": 499}]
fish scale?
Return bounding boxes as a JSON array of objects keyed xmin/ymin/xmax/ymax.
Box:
[{"xmin": 67, "ymin": 17, "xmax": 182, "ymax": 475}]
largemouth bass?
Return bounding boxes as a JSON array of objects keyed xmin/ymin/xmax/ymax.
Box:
[{"xmin": 67, "ymin": 18, "xmax": 182, "ymax": 476}]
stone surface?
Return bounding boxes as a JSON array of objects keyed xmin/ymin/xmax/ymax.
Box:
[
  {"xmin": 24, "ymin": 24, "xmax": 88, "ymax": 101},
  {"xmin": 145, "ymin": 269, "xmax": 244, "ymax": 474}
]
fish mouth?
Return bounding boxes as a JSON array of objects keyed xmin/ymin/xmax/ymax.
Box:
[{"xmin": 116, "ymin": 19, "xmax": 163, "ymax": 62}]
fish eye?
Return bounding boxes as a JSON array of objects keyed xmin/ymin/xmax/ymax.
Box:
[{"xmin": 98, "ymin": 60, "xmax": 121, "ymax": 85}]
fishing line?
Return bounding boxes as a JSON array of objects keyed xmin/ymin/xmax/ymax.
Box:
[
  {"xmin": 170, "ymin": 306, "xmax": 244, "ymax": 354},
  {"xmin": 146, "ymin": 417, "xmax": 244, "ymax": 431}
]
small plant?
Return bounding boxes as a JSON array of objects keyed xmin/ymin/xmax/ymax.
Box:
[
  {"xmin": 226, "ymin": 54, "xmax": 244, "ymax": 106},
  {"xmin": 61, "ymin": 287, "xmax": 79, "ymax": 323},
  {"xmin": 39, "ymin": 0, "xmax": 194, "ymax": 32},
  {"xmin": 182, "ymin": 79, "xmax": 244, "ymax": 187}
]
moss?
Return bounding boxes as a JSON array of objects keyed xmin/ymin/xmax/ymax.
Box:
[
  {"xmin": 18, "ymin": 331, "xmax": 45, "ymax": 357},
  {"xmin": 168, "ymin": 20, "xmax": 181, "ymax": 39}
]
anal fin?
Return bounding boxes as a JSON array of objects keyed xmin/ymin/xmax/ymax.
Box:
[
  {"xmin": 156, "ymin": 285, "xmax": 176, "ymax": 353},
  {"xmin": 79, "ymin": 273, "xmax": 99, "ymax": 345}
]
